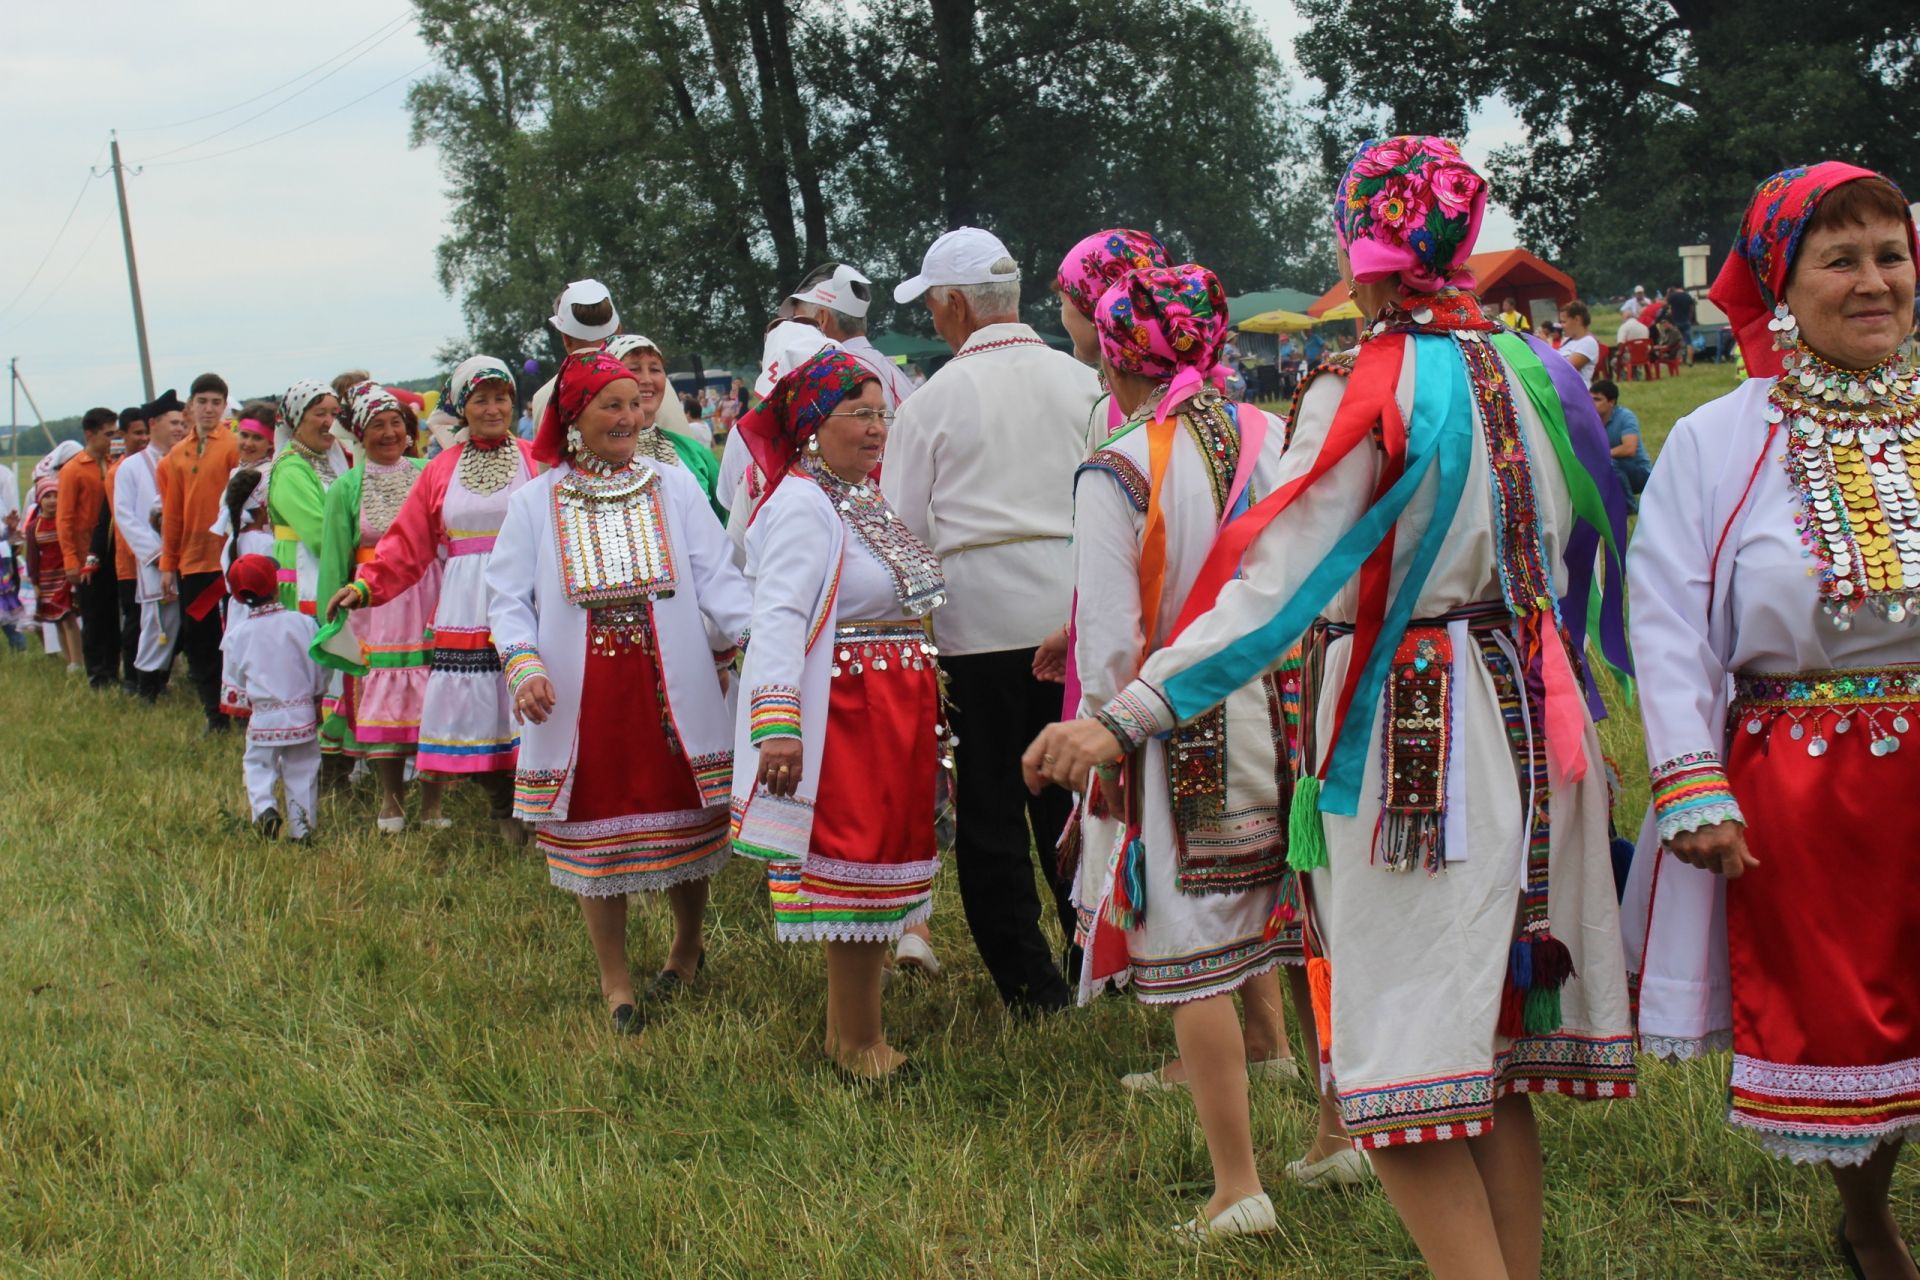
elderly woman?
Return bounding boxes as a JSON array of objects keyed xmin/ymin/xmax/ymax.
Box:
[
  {"xmin": 312, "ymin": 383, "xmax": 444, "ymax": 834},
  {"xmin": 603, "ymin": 334, "xmax": 723, "ymax": 516},
  {"xmin": 730, "ymin": 350, "xmax": 947, "ymax": 1082},
  {"xmin": 1066, "ymin": 262, "xmax": 1307, "ymax": 1235},
  {"xmin": 1624, "ymin": 164, "xmax": 1920, "ymax": 1279},
  {"xmin": 487, "ymin": 351, "xmax": 749, "ymax": 1032},
  {"xmin": 1028, "ymin": 138, "xmax": 1637, "ymax": 1277},
  {"xmin": 325, "ymin": 357, "xmax": 536, "ymax": 836}
]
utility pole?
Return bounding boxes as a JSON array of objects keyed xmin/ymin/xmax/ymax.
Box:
[{"xmin": 105, "ymin": 132, "xmax": 155, "ymax": 400}]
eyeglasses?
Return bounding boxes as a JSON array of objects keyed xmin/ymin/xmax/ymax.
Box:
[{"xmin": 827, "ymin": 408, "xmax": 894, "ymax": 425}]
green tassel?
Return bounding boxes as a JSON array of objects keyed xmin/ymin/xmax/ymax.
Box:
[
  {"xmin": 1522, "ymin": 983, "xmax": 1562, "ymax": 1035},
  {"xmin": 1288, "ymin": 776, "xmax": 1328, "ymax": 871}
]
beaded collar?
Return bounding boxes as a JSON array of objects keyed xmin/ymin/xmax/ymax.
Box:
[
  {"xmin": 1770, "ymin": 336, "xmax": 1920, "ymax": 627},
  {"xmin": 360, "ymin": 458, "xmax": 418, "ymax": 540},
  {"xmin": 457, "ymin": 435, "xmax": 520, "ymax": 494},
  {"xmin": 287, "ymin": 437, "xmax": 337, "ymax": 485},
  {"xmin": 552, "ymin": 461, "xmax": 677, "ymax": 605},
  {"xmin": 801, "ymin": 455, "xmax": 946, "ymax": 616}
]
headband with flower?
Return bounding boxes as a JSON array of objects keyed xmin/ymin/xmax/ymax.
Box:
[
  {"xmin": 1333, "ymin": 135, "xmax": 1487, "ymax": 293},
  {"xmin": 1056, "ymin": 228, "xmax": 1170, "ymax": 319},
  {"xmin": 734, "ymin": 350, "xmax": 876, "ymax": 519},
  {"xmin": 1094, "ymin": 263, "xmax": 1232, "ymax": 423},
  {"xmin": 1709, "ymin": 161, "xmax": 1919, "ymax": 378}
]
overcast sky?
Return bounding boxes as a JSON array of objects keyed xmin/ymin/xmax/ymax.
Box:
[{"xmin": 2, "ymin": 0, "xmax": 1523, "ymax": 419}]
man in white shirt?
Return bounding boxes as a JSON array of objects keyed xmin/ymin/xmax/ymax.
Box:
[
  {"xmin": 118, "ymin": 388, "xmax": 187, "ymax": 699},
  {"xmin": 788, "ymin": 262, "xmax": 917, "ymax": 409},
  {"xmin": 1620, "ymin": 284, "xmax": 1649, "ymax": 319},
  {"xmin": 1616, "ymin": 313, "xmax": 1651, "ymax": 344},
  {"xmin": 887, "ymin": 227, "xmax": 1100, "ymax": 1015},
  {"xmin": 1558, "ymin": 300, "xmax": 1602, "ymax": 387}
]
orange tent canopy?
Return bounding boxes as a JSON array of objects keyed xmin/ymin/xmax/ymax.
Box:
[{"xmin": 1305, "ymin": 249, "xmax": 1578, "ymax": 316}]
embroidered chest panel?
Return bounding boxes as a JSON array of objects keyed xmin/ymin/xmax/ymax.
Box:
[{"xmin": 551, "ymin": 466, "xmax": 677, "ymax": 606}]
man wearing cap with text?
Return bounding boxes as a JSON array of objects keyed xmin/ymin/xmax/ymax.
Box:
[
  {"xmin": 886, "ymin": 227, "xmax": 1099, "ymax": 1015},
  {"xmin": 788, "ymin": 263, "xmax": 917, "ymax": 409}
]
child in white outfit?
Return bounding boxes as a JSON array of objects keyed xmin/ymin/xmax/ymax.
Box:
[{"xmin": 223, "ymin": 553, "xmax": 328, "ymax": 839}]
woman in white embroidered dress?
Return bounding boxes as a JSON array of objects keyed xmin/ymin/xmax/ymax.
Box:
[
  {"xmin": 1027, "ymin": 138, "xmax": 1637, "ymax": 1278},
  {"xmin": 1624, "ymin": 163, "xmax": 1920, "ymax": 1280},
  {"xmin": 488, "ymin": 351, "xmax": 750, "ymax": 1034},
  {"xmin": 730, "ymin": 350, "xmax": 947, "ymax": 1082},
  {"xmin": 1068, "ymin": 263, "xmax": 1310, "ymax": 1236},
  {"xmin": 326, "ymin": 357, "xmax": 536, "ymax": 839}
]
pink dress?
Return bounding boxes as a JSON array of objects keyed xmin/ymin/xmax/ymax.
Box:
[{"xmin": 345, "ymin": 459, "xmax": 440, "ymax": 755}]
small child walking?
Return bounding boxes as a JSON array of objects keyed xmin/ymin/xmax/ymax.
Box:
[{"xmin": 223, "ymin": 554, "xmax": 328, "ymax": 839}]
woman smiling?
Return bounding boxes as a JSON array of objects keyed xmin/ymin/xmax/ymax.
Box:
[{"xmin": 487, "ymin": 351, "xmax": 751, "ymax": 1034}]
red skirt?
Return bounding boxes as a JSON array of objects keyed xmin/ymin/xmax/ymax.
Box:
[
  {"xmin": 1725, "ymin": 668, "xmax": 1920, "ymax": 1164},
  {"xmin": 539, "ymin": 616, "xmax": 728, "ymax": 897},
  {"xmin": 763, "ymin": 623, "xmax": 942, "ymax": 943}
]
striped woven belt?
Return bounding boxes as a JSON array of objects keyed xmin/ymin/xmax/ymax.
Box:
[{"xmin": 1322, "ymin": 599, "xmax": 1511, "ymax": 639}]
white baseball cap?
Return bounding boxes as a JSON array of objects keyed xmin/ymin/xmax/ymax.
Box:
[
  {"xmin": 551, "ymin": 278, "xmax": 620, "ymax": 341},
  {"xmin": 754, "ymin": 320, "xmax": 840, "ymax": 400},
  {"xmin": 790, "ymin": 264, "xmax": 873, "ymax": 319},
  {"xmin": 893, "ymin": 227, "xmax": 1021, "ymax": 304}
]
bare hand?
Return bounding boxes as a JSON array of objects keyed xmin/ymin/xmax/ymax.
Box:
[
  {"xmin": 324, "ymin": 585, "xmax": 364, "ymax": 622},
  {"xmin": 161, "ymin": 571, "xmax": 178, "ymax": 604},
  {"xmin": 1665, "ymin": 820, "xmax": 1759, "ymax": 879},
  {"xmin": 1031, "ymin": 626, "xmax": 1069, "ymax": 682},
  {"xmin": 64, "ymin": 569, "xmax": 83, "ymax": 586},
  {"xmin": 513, "ymin": 675, "xmax": 557, "ymax": 725},
  {"xmin": 1022, "ymin": 718, "xmax": 1123, "ymax": 794},
  {"xmin": 757, "ymin": 738, "xmax": 802, "ymax": 796}
]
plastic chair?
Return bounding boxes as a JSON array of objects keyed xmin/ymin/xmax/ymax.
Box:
[{"xmin": 1621, "ymin": 339, "xmax": 1656, "ymax": 381}]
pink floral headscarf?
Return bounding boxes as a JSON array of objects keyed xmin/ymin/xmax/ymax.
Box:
[
  {"xmin": 1334, "ymin": 136, "xmax": 1487, "ymax": 292},
  {"xmin": 1094, "ymin": 263, "xmax": 1231, "ymax": 423},
  {"xmin": 1056, "ymin": 228, "xmax": 1170, "ymax": 318}
]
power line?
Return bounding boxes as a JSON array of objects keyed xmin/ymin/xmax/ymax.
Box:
[
  {"xmin": 0, "ymin": 164, "xmax": 102, "ymax": 327},
  {"xmin": 121, "ymin": 12, "xmax": 412, "ymax": 134},
  {"xmin": 137, "ymin": 17, "xmax": 414, "ymax": 163},
  {"xmin": 144, "ymin": 60, "xmax": 434, "ymax": 170},
  {"xmin": 1, "ymin": 214, "xmax": 116, "ymax": 336}
]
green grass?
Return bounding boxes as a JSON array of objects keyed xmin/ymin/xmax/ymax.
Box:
[{"xmin": 4, "ymin": 364, "xmax": 1902, "ymax": 1277}]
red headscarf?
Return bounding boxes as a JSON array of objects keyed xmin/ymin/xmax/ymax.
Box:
[
  {"xmin": 226, "ymin": 553, "xmax": 279, "ymax": 606},
  {"xmin": 733, "ymin": 350, "xmax": 875, "ymax": 520},
  {"xmin": 533, "ymin": 350, "xmax": 639, "ymax": 467},
  {"xmin": 1710, "ymin": 161, "xmax": 1919, "ymax": 378}
]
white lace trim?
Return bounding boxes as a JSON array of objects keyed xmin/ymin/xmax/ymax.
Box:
[
  {"xmin": 1639, "ymin": 1030, "xmax": 1733, "ymax": 1062},
  {"xmin": 1655, "ymin": 800, "xmax": 1745, "ymax": 846},
  {"xmin": 550, "ymin": 845, "xmax": 731, "ymax": 898},
  {"xmin": 1733, "ymin": 1051, "xmax": 1920, "ymax": 1101},
  {"xmin": 1739, "ymin": 1118, "xmax": 1920, "ymax": 1168},
  {"xmin": 772, "ymin": 901, "xmax": 932, "ymax": 944}
]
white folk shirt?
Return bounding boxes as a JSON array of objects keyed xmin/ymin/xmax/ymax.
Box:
[
  {"xmin": 881, "ymin": 322, "xmax": 1099, "ymax": 655},
  {"xmin": 222, "ymin": 605, "xmax": 328, "ymax": 744},
  {"xmin": 113, "ymin": 445, "xmax": 167, "ymax": 602},
  {"xmin": 840, "ymin": 334, "xmax": 918, "ymax": 410}
]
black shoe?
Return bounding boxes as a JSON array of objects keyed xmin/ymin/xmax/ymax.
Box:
[
  {"xmin": 255, "ymin": 808, "xmax": 282, "ymax": 839},
  {"xmin": 647, "ymin": 951, "xmax": 706, "ymax": 1001},
  {"xmin": 611, "ymin": 1003, "xmax": 643, "ymax": 1036}
]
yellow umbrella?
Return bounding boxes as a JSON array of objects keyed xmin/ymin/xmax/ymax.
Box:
[
  {"xmin": 1316, "ymin": 298, "xmax": 1364, "ymax": 321},
  {"xmin": 1236, "ymin": 308, "xmax": 1322, "ymax": 333}
]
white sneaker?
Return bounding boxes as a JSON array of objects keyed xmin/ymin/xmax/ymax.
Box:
[
  {"xmin": 376, "ymin": 814, "xmax": 406, "ymax": 835},
  {"xmin": 1285, "ymin": 1146, "xmax": 1372, "ymax": 1188},
  {"xmin": 1121, "ymin": 1056, "xmax": 1300, "ymax": 1094},
  {"xmin": 418, "ymin": 817, "xmax": 453, "ymax": 831},
  {"xmin": 1172, "ymin": 1192, "xmax": 1277, "ymax": 1239},
  {"xmin": 894, "ymin": 932, "xmax": 941, "ymax": 977}
]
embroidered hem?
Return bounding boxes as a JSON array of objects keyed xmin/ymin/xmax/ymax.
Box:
[
  {"xmin": 545, "ymin": 832, "xmax": 731, "ymax": 898},
  {"xmin": 1341, "ymin": 1034, "xmax": 1637, "ymax": 1149},
  {"xmin": 771, "ymin": 900, "xmax": 933, "ymax": 945},
  {"xmin": 1744, "ymin": 1120, "xmax": 1920, "ymax": 1168},
  {"xmin": 1638, "ymin": 1029, "xmax": 1733, "ymax": 1062},
  {"xmin": 1728, "ymin": 1051, "xmax": 1920, "ymax": 1166}
]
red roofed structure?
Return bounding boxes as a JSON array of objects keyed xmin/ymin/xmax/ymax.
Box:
[{"xmin": 1306, "ymin": 249, "xmax": 1578, "ymax": 319}]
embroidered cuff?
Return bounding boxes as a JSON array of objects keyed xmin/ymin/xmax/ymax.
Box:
[
  {"xmin": 501, "ymin": 644, "xmax": 545, "ymax": 694},
  {"xmin": 1650, "ymin": 750, "xmax": 1743, "ymax": 844},
  {"xmin": 749, "ymin": 685, "xmax": 802, "ymax": 742},
  {"xmin": 1096, "ymin": 680, "xmax": 1176, "ymax": 753}
]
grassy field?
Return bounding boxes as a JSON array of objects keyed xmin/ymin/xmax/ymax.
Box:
[{"xmin": 4, "ymin": 362, "xmax": 1906, "ymax": 1278}]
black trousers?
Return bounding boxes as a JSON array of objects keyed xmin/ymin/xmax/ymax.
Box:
[
  {"xmin": 79, "ymin": 572, "xmax": 121, "ymax": 688},
  {"xmin": 943, "ymin": 647, "xmax": 1077, "ymax": 1014},
  {"xmin": 116, "ymin": 577, "xmax": 141, "ymax": 686},
  {"xmin": 177, "ymin": 570, "xmax": 225, "ymax": 725}
]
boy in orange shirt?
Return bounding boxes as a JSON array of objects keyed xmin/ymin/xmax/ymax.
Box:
[
  {"xmin": 159, "ymin": 372, "xmax": 239, "ymax": 731},
  {"xmin": 57, "ymin": 408, "xmax": 119, "ymax": 688}
]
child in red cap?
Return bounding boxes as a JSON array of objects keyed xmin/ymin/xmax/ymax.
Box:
[{"xmin": 222, "ymin": 553, "xmax": 328, "ymax": 839}]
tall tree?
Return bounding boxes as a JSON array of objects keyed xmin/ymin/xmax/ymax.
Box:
[
  {"xmin": 408, "ymin": 0, "xmax": 1331, "ymax": 370},
  {"xmin": 1294, "ymin": 0, "xmax": 1920, "ymax": 296}
]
